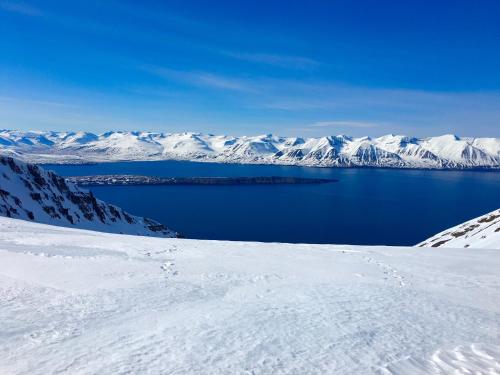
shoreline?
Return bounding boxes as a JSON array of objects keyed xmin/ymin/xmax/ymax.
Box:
[{"xmin": 38, "ymin": 157, "xmax": 500, "ymax": 173}]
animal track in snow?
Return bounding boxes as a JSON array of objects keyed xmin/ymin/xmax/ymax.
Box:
[
  {"xmin": 159, "ymin": 246, "xmax": 181, "ymax": 279},
  {"xmin": 362, "ymin": 255, "xmax": 407, "ymax": 287},
  {"xmin": 161, "ymin": 260, "xmax": 178, "ymax": 279}
]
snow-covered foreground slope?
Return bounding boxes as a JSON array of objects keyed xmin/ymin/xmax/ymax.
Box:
[
  {"xmin": 0, "ymin": 156, "xmax": 176, "ymax": 237},
  {"xmin": 1, "ymin": 130, "xmax": 499, "ymax": 169},
  {"xmin": 1, "ymin": 217, "xmax": 499, "ymax": 374},
  {"xmin": 417, "ymin": 208, "xmax": 500, "ymax": 249}
]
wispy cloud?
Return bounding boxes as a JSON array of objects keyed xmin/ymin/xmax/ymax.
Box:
[
  {"xmin": 0, "ymin": 1, "xmax": 42, "ymax": 16},
  {"xmin": 309, "ymin": 120, "xmax": 380, "ymax": 128},
  {"xmin": 287, "ymin": 120, "xmax": 384, "ymax": 136},
  {"xmin": 194, "ymin": 74, "xmax": 253, "ymax": 92},
  {"xmin": 257, "ymin": 99, "xmax": 334, "ymax": 111},
  {"xmin": 222, "ymin": 51, "xmax": 320, "ymax": 70},
  {"xmin": 0, "ymin": 96, "xmax": 78, "ymax": 108},
  {"xmin": 139, "ymin": 65, "xmax": 500, "ymax": 136},
  {"xmin": 141, "ymin": 66, "xmax": 258, "ymax": 93}
]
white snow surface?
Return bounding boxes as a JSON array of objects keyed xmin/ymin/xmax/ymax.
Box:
[
  {"xmin": 0, "ymin": 156, "xmax": 176, "ymax": 237},
  {"xmin": 1, "ymin": 130, "xmax": 499, "ymax": 168},
  {"xmin": 1, "ymin": 216, "xmax": 499, "ymax": 374},
  {"xmin": 417, "ymin": 208, "xmax": 500, "ymax": 249}
]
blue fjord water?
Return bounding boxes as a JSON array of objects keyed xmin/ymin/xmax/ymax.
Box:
[{"xmin": 47, "ymin": 161, "xmax": 500, "ymax": 246}]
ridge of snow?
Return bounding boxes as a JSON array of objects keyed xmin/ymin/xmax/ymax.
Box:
[{"xmin": 0, "ymin": 130, "xmax": 499, "ymax": 169}]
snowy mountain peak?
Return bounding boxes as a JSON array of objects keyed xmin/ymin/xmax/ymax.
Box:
[
  {"xmin": 0, "ymin": 156, "xmax": 177, "ymax": 237},
  {"xmin": 434, "ymin": 134, "xmax": 460, "ymax": 141}
]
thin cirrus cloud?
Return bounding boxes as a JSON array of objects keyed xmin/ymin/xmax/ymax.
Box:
[
  {"xmin": 221, "ymin": 51, "xmax": 321, "ymax": 70},
  {"xmin": 141, "ymin": 65, "xmax": 259, "ymax": 93},
  {"xmin": 0, "ymin": 95, "xmax": 80, "ymax": 110},
  {"xmin": 0, "ymin": 0, "xmax": 43, "ymax": 16},
  {"xmin": 309, "ymin": 120, "xmax": 380, "ymax": 128}
]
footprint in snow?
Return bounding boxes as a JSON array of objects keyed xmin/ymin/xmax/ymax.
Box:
[
  {"xmin": 161, "ymin": 260, "xmax": 178, "ymax": 278},
  {"xmin": 154, "ymin": 245, "xmax": 178, "ymax": 255}
]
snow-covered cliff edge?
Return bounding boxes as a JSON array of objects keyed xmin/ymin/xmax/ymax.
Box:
[
  {"xmin": 0, "ymin": 156, "xmax": 176, "ymax": 237},
  {"xmin": 417, "ymin": 208, "xmax": 500, "ymax": 249}
]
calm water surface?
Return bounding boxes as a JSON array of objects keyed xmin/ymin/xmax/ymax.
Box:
[{"xmin": 47, "ymin": 161, "xmax": 500, "ymax": 246}]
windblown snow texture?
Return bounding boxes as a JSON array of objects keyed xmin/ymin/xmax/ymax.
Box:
[{"xmin": 0, "ymin": 217, "xmax": 499, "ymax": 374}]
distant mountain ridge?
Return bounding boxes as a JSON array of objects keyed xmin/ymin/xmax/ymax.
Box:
[
  {"xmin": 0, "ymin": 156, "xmax": 177, "ymax": 237},
  {"xmin": 1, "ymin": 130, "xmax": 499, "ymax": 169}
]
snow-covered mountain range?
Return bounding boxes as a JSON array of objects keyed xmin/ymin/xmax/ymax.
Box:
[
  {"xmin": 417, "ymin": 208, "xmax": 500, "ymax": 249},
  {"xmin": 1, "ymin": 130, "xmax": 499, "ymax": 169},
  {"xmin": 0, "ymin": 156, "xmax": 177, "ymax": 237}
]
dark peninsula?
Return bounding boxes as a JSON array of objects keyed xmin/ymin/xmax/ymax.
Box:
[{"xmin": 67, "ymin": 175, "xmax": 338, "ymax": 186}]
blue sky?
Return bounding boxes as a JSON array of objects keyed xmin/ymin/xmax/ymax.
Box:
[{"xmin": 1, "ymin": 0, "xmax": 499, "ymax": 137}]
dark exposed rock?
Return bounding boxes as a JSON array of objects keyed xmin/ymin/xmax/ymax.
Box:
[
  {"xmin": 58, "ymin": 207, "xmax": 74, "ymax": 224},
  {"xmin": 0, "ymin": 189, "xmax": 10, "ymax": 198},
  {"xmin": 431, "ymin": 239, "xmax": 450, "ymax": 247},
  {"xmin": 30, "ymin": 193, "xmax": 42, "ymax": 203},
  {"xmin": 12, "ymin": 196, "xmax": 21, "ymax": 207},
  {"xmin": 21, "ymin": 178, "xmax": 34, "ymax": 191},
  {"xmin": 6, "ymin": 157, "xmax": 21, "ymax": 174},
  {"xmin": 123, "ymin": 212, "xmax": 134, "ymax": 224},
  {"xmin": 143, "ymin": 217, "xmax": 167, "ymax": 232},
  {"xmin": 27, "ymin": 164, "xmax": 46, "ymax": 187},
  {"xmin": 42, "ymin": 205, "xmax": 61, "ymax": 219},
  {"xmin": 108, "ymin": 205, "xmax": 122, "ymax": 220},
  {"xmin": 50, "ymin": 172, "xmax": 69, "ymax": 192}
]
